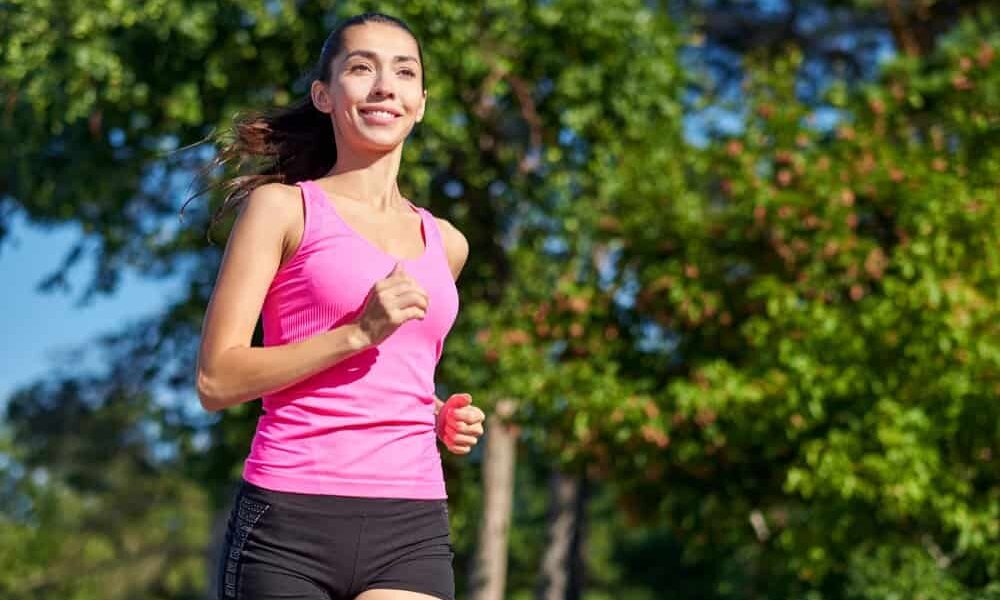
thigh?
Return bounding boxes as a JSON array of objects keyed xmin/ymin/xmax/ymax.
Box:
[{"xmin": 355, "ymin": 590, "xmax": 445, "ymax": 600}]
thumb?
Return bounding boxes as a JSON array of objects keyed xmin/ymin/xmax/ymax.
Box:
[
  {"xmin": 387, "ymin": 261, "xmax": 404, "ymax": 278},
  {"xmin": 446, "ymin": 393, "xmax": 472, "ymax": 408}
]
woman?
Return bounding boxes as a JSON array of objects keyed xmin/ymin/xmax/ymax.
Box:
[{"xmin": 195, "ymin": 12, "xmax": 485, "ymax": 600}]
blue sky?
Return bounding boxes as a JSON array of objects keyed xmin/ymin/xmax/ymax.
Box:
[{"xmin": 0, "ymin": 213, "xmax": 184, "ymax": 403}]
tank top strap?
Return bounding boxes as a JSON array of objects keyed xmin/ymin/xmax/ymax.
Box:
[
  {"xmin": 409, "ymin": 203, "xmax": 446, "ymax": 257},
  {"xmin": 295, "ymin": 179, "xmax": 345, "ymax": 244},
  {"xmin": 283, "ymin": 180, "xmax": 325, "ymax": 253},
  {"xmin": 295, "ymin": 180, "xmax": 323, "ymax": 216}
]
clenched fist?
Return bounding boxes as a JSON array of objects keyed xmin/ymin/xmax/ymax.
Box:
[
  {"xmin": 355, "ymin": 262, "xmax": 429, "ymax": 347},
  {"xmin": 435, "ymin": 393, "xmax": 486, "ymax": 455}
]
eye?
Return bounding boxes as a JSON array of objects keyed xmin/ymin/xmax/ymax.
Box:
[
  {"xmin": 349, "ymin": 63, "xmax": 373, "ymax": 73},
  {"xmin": 398, "ymin": 68, "xmax": 417, "ymax": 78}
]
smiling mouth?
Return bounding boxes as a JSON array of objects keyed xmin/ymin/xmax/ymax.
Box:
[{"xmin": 359, "ymin": 108, "xmax": 402, "ymax": 120}]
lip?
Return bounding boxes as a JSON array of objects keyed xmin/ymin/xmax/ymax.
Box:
[
  {"xmin": 358, "ymin": 105, "xmax": 403, "ymax": 117},
  {"xmin": 357, "ymin": 106, "xmax": 404, "ymax": 127}
]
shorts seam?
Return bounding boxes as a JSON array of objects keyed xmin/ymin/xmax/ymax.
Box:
[
  {"xmin": 347, "ymin": 514, "xmax": 366, "ymax": 595},
  {"xmin": 223, "ymin": 495, "xmax": 269, "ymax": 600}
]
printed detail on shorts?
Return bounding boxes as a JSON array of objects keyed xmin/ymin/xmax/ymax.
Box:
[{"xmin": 224, "ymin": 494, "xmax": 269, "ymax": 599}]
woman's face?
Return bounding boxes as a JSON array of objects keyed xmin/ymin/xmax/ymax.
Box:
[{"xmin": 313, "ymin": 22, "xmax": 426, "ymax": 155}]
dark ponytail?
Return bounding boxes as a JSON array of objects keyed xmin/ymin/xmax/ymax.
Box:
[{"xmin": 184, "ymin": 12, "xmax": 424, "ymax": 235}]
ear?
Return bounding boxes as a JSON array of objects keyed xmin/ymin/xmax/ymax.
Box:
[
  {"xmin": 416, "ymin": 89, "xmax": 427, "ymax": 123},
  {"xmin": 311, "ymin": 80, "xmax": 333, "ymax": 114}
]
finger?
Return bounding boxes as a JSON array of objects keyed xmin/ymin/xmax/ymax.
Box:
[
  {"xmin": 387, "ymin": 271, "xmax": 426, "ymax": 296},
  {"xmin": 379, "ymin": 276, "xmax": 421, "ymax": 294},
  {"xmin": 388, "ymin": 271, "xmax": 424, "ymax": 287},
  {"xmin": 380, "ymin": 280, "xmax": 429, "ymax": 308},
  {"xmin": 446, "ymin": 438, "xmax": 475, "ymax": 451},
  {"xmin": 447, "ymin": 423, "xmax": 481, "ymax": 439},
  {"xmin": 392, "ymin": 290, "xmax": 429, "ymax": 311},
  {"xmin": 451, "ymin": 434, "xmax": 479, "ymax": 447},
  {"xmin": 455, "ymin": 406, "xmax": 482, "ymax": 423},
  {"xmin": 448, "ymin": 445, "xmax": 471, "ymax": 455},
  {"xmin": 400, "ymin": 286, "xmax": 430, "ymax": 306},
  {"xmin": 393, "ymin": 306, "xmax": 426, "ymax": 323},
  {"xmin": 446, "ymin": 425, "xmax": 481, "ymax": 443},
  {"xmin": 384, "ymin": 277, "xmax": 426, "ymax": 300}
]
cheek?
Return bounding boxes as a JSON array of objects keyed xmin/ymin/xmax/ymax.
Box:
[
  {"xmin": 332, "ymin": 79, "xmax": 369, "ymax": 108},
  {"xmin": 330, "ymin": 92, "xmax": 362, "ymax": 126},
  {"xmin": 402, "ymin": 92, "xmax": 426, "ymax": 119}
]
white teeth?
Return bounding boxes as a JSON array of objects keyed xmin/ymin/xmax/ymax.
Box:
[{"xmin": 363, "ymin": 110, "xmax": 397, "ymax": 119}]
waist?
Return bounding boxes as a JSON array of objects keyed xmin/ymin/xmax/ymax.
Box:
[
  {"xmin": 243, "ymin": 400, "xmax": 445, "ymax": 500},
  {"xmin": 243, "ymin": 412, "xmax": 447, "ymax": 499}
]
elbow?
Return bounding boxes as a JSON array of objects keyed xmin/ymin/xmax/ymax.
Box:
[{"xmin": 196, "ymin": 369, "xmax": 226, "ymax": 412}]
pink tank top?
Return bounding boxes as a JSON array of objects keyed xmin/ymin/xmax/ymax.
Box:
[{"xmin": 242, "ymin": 180, "xmax": 460, "ymax": 499}]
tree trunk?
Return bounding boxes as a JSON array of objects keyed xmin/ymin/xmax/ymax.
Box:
[
  {"xmin": 468, "ymin": 399, "xmax": 519, "ymax": 600},
  {"xmin": 885, "ymin": 0, "xmax": 923, "ymax": 57},
  {"xmin": 536, "ymin": 472, "xmax": 588, "ymax": 600},
  {"xmin": 567, "ymin": 476, "xmax": 587, "ymax": 600}
]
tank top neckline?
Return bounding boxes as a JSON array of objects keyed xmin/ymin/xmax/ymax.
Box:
[{"xmin": 304, "ymin": 180, "xmax": 429, "ymax": 264}]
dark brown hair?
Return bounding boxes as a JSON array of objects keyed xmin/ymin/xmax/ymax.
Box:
[{"xmin": 184, "ymin": 12, "xmax": 424, "ymax": 234}]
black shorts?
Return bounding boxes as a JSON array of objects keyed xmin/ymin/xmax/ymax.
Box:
[{"xmin": 216, "ymin": 480, "xmax": 455, "ymax": 600}]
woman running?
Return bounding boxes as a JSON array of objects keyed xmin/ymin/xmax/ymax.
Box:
[{"xmin": 195, "ymin": 12, "xmax": 485, "ymax": 600}]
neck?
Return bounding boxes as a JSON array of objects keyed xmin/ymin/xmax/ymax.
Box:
[{"xmin": 323, "ymin": 143, "xmax": 405, "ymax": 212}]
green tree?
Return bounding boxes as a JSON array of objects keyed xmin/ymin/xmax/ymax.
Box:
[{"xmin": 580, "ymin": 8, "xmax": 999, "ymax": 598}]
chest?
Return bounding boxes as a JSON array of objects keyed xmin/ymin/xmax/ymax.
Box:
[
  {"xmin": 330, "ymin": 199, "xmax": 428, "ymax": 262},
  {"xmin": 297, "ymin": 238, "xmax": 460, "ymax": 344}
]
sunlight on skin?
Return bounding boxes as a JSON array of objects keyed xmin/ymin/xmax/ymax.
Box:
[{"xmin": 354, "ymin": 589, "xmax": 444, "ymax": 600}]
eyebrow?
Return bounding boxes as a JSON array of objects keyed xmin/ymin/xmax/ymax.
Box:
[{"xmin": 343, "ymin": 49, "xmax": 420, "ymax": 65}]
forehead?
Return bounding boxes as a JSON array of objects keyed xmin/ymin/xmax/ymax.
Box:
[{"xmin": 338, "ymin": 22, "xmax": 420, "ymax": 61}]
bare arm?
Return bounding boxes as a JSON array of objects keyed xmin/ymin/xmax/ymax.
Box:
[
  {"xmin": 431, "ymin": 216, "xmax": 486, "ymax": 455},
  {"xmin": 436, "ymin": 217, "xmax": 470, "ymax": 280},
  {"xmin": 195, "ymin": 184, "xmax": 370, "ymax": 412}
]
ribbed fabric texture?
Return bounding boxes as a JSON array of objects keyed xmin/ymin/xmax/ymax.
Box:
[{"xmin": 242, "ymin": 180, "xmax": 460, "ymax": 499}]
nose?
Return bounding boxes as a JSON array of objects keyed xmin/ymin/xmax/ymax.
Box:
[{"xmin": 370, "ymin": 70, "xmax": 395, "ymax": 99}]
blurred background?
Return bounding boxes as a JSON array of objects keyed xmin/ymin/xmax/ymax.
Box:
[{"xmin": 1, "ymin": 1, "xmax": 997, "ymax": 599}]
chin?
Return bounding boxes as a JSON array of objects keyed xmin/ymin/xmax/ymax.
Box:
[
  {"xmin": 356, "ymin": 128, "xmax": 412, "ymax": 151},
  {"xmin": 356, "ymin": 135, "xmax": 406, "ymax": 153}
]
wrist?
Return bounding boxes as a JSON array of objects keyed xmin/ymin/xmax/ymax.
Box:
[{"xmin": 345, "ymin": 322, "xmax": 374, "ymax": 352}]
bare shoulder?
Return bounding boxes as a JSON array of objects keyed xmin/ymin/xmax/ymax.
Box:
[
  {"xmin": 241, "ymin": 182, "xmax": 301, "ymax": 219},
  {"xmin": 434, "ymin": 217, "xmax": 469, "ymax": 281},
  {"xmin": 238, "ymin": 182, "xmax": 303, "ymax": 260}
]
